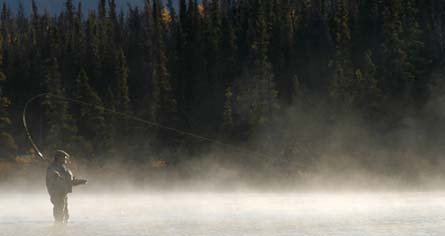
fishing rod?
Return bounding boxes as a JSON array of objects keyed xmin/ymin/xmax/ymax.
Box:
[
  {"xmin": 23, "ymin": 93, "xmax": 46, "ymax": 160},
  {"xmin": 22, "ymin": 93, "xmax": 283, "ymax": 162}
]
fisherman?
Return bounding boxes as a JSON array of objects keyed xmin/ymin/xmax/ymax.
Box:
[{"xmin": 46, "ymin": 150, "xmax": 87, "ymax": 224}]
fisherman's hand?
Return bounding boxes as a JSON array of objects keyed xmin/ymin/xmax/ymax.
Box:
[{"xmin": 72, "ymin": 177, "xmax": 88, "ymax": 186}]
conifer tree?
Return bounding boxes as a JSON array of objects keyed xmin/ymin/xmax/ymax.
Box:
[
  {"xmin": 330, "ymin": 0, "xmax": 355, "ymax": 107},
  {"xmin": 354, "ymin": 51, "xmax": 382, "ymax": 115},
  {"xmin": 96, "ymin": 0, "xmax": 116, "ymax": 98},
  {"xmin": 0, "ymin": 33, "xmax": 16, "ymax": 161},
  {"xmin": 220, "ymin": 0, "xmax": 238, "ymax": 87},
  {"xmin": 235, "ymin": 0, "xmax": 278, "ymax": 127},
  {"xmin": 269, "ymin": 0, "xmax": 295, "ymax": 104},
  {"xmin": 381, "ymin": 0, "xmax": 410, "ymax": 99},
  {"xmin": 85, "ymin": 12, "xmax": 102, "ymax": 90},
  {"xmin": 402, "ymin": 0, "xmax": 428, "ymax": 101},
  {"xmin": 114, "ymin": 49, "xmax": 130, "ymax": 114},
  {"xmin": 141, "ymin": 0, "xmax": 154, "ymax": 120},
  {"xmin": 108, "ymin": 0, "xmax": 121, "ymax": 44},
  {"xmin": 166, "ymin": 0, "xmax": 177, "ymax": 25},
  {"xmin": 179, "ymin": 0, "xmax": 187, "ymax": 28},
  {"xmin": 294, "ymin": 0, "xmax": 333, "ymax": 92},
  {"xmin": 42, "ymin": 58, "xmax": 78, "ymax": 152},
  {"xmin": 76, "ymin": 69, "xmax": 110, "ymax": 156},
  {"xmin": 1, "ymin": 3, "xmax": 11, "ymax": 24},
  {"xmin": 151, "ymin": 0, "xmax": 177, "ymax": 123},
  {"xmin": 105, "ymin": 49, "xmax": 130, "ymax": 141},
  {"xmin": 99, "ymin": 0, "xmax": 107, "ymax": 20},
  {"xmin": 127, "ymin": 6, "xmax": 146, "ymax": 105},
  {"xmin": 205, "ymin": 0, "xmax": 222, "ymax": 82},
  {"xmin": 222, "ymin": 86, "xmax": 234, "ymax": 132},
  {"xmin": 65, "ymin": 0, "xmax": 75, "ymax": 29},
  {"xmin": 31, "ymin": 0, "xmax": 38, "ymax": 30}
]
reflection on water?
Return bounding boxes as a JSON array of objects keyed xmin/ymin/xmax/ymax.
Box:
[{"xmin": 1, "ymin": 192, "xmax": 445, "ymax": 236}]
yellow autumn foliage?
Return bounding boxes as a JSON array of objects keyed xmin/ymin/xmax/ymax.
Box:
[
  {"xmin": 0, "ymin": 72, "xmax": 6, "ymax": 81},
  {"xmin": 162, "ymin": 8, "xmax": 172, "ymax": 25},
  {"xmin": 198, "ymin": 3, "xmax": 205, "ymax": 18}
]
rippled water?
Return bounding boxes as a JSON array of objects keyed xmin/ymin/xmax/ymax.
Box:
[{"xmin": 1, "ymin": 192, "xmax": 444, "ymax": 236}]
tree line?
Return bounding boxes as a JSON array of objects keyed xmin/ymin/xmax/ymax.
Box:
[{"xmin": 0, "ymin": 0, "xmax": 444, "ymax": 171}]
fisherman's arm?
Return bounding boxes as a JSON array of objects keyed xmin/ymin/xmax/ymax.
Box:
[{"xmin": 71, "ymin": 177, "xmax": 87, "ymax": 186}]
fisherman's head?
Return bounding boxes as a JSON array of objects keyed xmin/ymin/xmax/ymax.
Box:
[{"xmin": 54, "ymin": 150, "xmax": 70, "ymax": 165}]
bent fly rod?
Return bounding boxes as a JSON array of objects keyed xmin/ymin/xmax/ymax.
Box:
[{"xmin": 22, "ymin": 93, "xmax": 282, "ymax": 162}]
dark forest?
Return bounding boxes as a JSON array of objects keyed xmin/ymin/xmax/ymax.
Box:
[{"xmin": 1, "ymin": 0, "xmax": 445, "ymax": 186}]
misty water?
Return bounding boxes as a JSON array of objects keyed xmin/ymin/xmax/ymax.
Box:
[{"xmin": 1, "ymin": 192, "xmax": 444, "ymax": 236}]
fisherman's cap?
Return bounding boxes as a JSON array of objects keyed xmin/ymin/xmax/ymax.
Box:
[{"xmin": 54, "ymin": 150, "xmax": 70, "ymax": 159}]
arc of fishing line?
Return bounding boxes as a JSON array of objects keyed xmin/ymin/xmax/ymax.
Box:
[{"xmin": 23, "ymin": 93, "xmax": 276, "ymax": 161}]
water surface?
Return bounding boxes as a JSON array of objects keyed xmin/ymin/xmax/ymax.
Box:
[{"xmin": 1, "ymin": 192, "xmax": 444, "ymax": 236}]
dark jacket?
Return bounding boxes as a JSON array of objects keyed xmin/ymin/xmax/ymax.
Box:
[{"xmin": 46, "ymin": 163, "xmax": 74, "ymax": 195}]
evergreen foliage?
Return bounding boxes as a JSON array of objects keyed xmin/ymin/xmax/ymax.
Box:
[
  {"xmin": 0, "ymin": 32, "xmax": 16, "ymax": 161},
  {"xmin": 0, "ymin": 0, "xmax": 442, "ymax": 166},
  {"xmin": 42, "ymin": 58, "xmax": 78, "ymax": 153},
  {"xmin": 75, "ymin": 69, "xmax": 110, "ymax": 157}
]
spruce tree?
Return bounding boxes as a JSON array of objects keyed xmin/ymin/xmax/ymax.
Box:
[
  {"xmin": 85, "ymin": 12, "xmax": 102, "ymax": 90},
  {"xmin": 0, "ymin": 33, "xmax": 16, "ymax": 161},
  {"xmin": 98, "ymin": 0, "xmax": 107, "ymax": 20},
  {"xmin": 42, "ymin": 58, "xmax": 78, "ymax": 153},
  {"xmin": 235, "ymin": 0, "xmax": 278, "ymax": 127},
  {"xmin": 179, "ymin": 0, "xmax": 187, "ymax": 28},
  {"xmin": 1, "ymin": 3, "xmax": 10, "ymax": 24},
  {"xmin": 151, "ymin": 0, "xmax": 177, "ymax": 123},
  {"xmin": 402, "ymin": 0, "xmax": 428, "ymax": 101},
  {"xmin": 354, "ymin": 51, "xmax": 382, "ymax": 116},
  {"xmin": 65, "ymin": 0, "xmax": 75, "ymax": 29},
  {"xmin": 220, "ymin": 0, "xmax": 238, "ymax": 88},
  {"xmin": 114, "ymin": 49, "xmax": 130, "ymax": 114},
  {"xmin": 142, "ymin": 0, "xmax": 154, "ymax": 120},
  {"xmin": 104, "ymin": 49, "xmax": 131, "ymax": 142},
  {"xmin": 31, "ymin": 0, "xmax": 38, "ymax": 30},
  {"xmin": 222, "ymin": 86, "xmax": 234, "ymax": 133},
  {"xmin": 166, "ymin": 0, "xmax": 177, "ymax": 25},
  {"xmin": 76, "ymin": 69, "xmax": 110, "ymax": 156},
  {"xmin": 108, "ymin": 0, "xmax": 121, "ymax": 44},
  {"xmin": 330, "ymin": 0, "xmax": 355, "ymax": 107},
  {"xmin": 381, "ymin": 0, "xmax": 411, "ymax": 99},
  {"xmin": 97, "ymin": 0, "xmax": 116, "ymax": 97},
  {"xmin": 269, "ymin": 0, "xmax": 295, "ymax": 104}
]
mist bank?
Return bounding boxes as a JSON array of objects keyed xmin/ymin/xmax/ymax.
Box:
[
  {"xmin": 4, "ymin": 91, "xmax": 445, "ymax": 192},
  {"xmin": 4, "ymin": 85, "xmax": 445, "ymax": 192},
  {"xmin": 1, "ymin": 153, "xmax": 444, "ymax": 193}
]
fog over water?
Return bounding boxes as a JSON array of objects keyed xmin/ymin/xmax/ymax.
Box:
[{"xmin": 1, "ymin": 192, "xmax": 445, "ymax": 236}]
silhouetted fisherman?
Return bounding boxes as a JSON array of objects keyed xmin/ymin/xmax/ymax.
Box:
[{"xmin": 46, "ymin": 150, "xmax": 87, "ymax": 224}]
